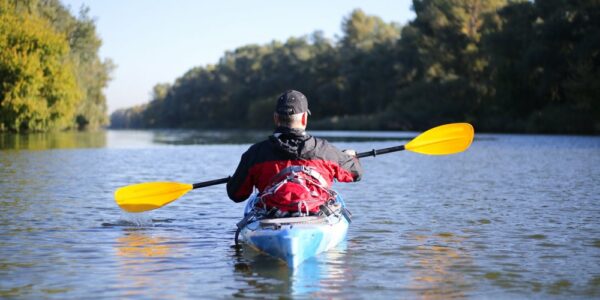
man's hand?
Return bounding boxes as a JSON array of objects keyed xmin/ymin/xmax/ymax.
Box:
[{"xmin": 343, "ymin": 149, "xmax": 357, "ymax": 157}]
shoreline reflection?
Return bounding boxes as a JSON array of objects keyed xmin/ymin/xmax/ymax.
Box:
[{"xmin": 0, "ymin": 131, "xmax": 106, "ymax": 150}]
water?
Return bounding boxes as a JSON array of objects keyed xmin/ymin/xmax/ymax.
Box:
[{"xmin": 1, "ymin": 130, "xmax": 599, "ymax": 299}]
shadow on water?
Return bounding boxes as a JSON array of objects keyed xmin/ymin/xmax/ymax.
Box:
[{"xmin": 231, "ymin": 241, "xmax": 351, "ymax": 298}]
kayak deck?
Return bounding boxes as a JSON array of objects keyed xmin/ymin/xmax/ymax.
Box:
[{"xmin": 238, "ymin": 196, "xmax": 350, "ymax": 268}]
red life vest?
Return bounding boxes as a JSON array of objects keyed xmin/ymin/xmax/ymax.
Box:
[{"xmin": 258, "ymin": 165, "xmax": 336, "ymax": 213}]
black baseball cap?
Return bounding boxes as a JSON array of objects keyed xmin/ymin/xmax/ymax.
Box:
[{"xmin": 275, "ymin": 90, "xmax": 311, "ymax": 115}]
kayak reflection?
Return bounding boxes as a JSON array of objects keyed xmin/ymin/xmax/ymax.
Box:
[{"xmin": 232, "ymin": 240, "xmax": 350, "ymax": 298}]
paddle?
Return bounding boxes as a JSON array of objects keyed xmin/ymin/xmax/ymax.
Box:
[{"xmin": 114, "ymin": 122, "xmax": 474, "ymax": 213}]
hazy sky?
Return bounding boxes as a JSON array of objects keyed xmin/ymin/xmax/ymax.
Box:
[{"xmin": 61, "ymin": 1, "xmax": 415, "ymax": 113}]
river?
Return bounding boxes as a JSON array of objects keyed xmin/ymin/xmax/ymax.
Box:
[{"xmin": 0, "ymin": 129, "xmax": 599, "ymax": 299}]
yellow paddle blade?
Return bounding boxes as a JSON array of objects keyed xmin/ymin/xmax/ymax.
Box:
[
  {"xmin": 405, "ymin": 123, "xmax": 474, "ymax": 155},
  {"xmin": 114, "ymin": 182, "xmax": 193, "ymax": 213}
]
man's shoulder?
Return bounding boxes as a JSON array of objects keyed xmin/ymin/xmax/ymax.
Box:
[
  {"xmin": 304, "ymin": 134, "xmax": 343, "ymax": 157},
  {"xmin": 246, "ymin": 139, "xmax": 271, "ymax": 152},
  {"xmin": 309, "ymin": 135, "xmax": 333, "ymax": 148},
  {"xmin": 237, "ymin": 139, "xmax": 272, "ymax": 165}
]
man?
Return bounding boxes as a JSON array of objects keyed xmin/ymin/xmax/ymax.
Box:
[{"xmin": 227, "ymin": 90, "xmax": 363, "ymax": 213}]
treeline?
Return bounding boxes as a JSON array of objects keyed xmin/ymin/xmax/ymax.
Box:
[
  {"xmin": 111, "ymin": 0, "xmax": 599, "ymax": 134},
  {"xmin": 0, "ymin": 0, "xmax": 113, "ymax": 132}
]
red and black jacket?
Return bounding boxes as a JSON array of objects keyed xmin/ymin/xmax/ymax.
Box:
[{"xmin": 227, "ymin": 127, "xmax": 363, "ymax": 202}]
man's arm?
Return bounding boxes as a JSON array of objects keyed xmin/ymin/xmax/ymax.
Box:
[
  {"xmin": 338, "ymin": 149, "xmax": 363, "ymax": 182},
  {"xmin": 226, "ymin": 150, "xmax": 254, "ymax": 202},
  {"xmin": 321, "ymin": 140, "xmax": 363, "ymax": 183}
]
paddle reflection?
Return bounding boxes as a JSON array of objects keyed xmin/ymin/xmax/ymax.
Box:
[
  {"xmin": 232, "ymin": 241, "xmax": 350, "ymax": 298},
  {"xmin": 407, "ymin": 232, "xmax": 474, "ymax": 299},
  {"xmin": 116, "ymin": 231, "xmax": 170, "ymax": 258},
  {"xmin": 114, "ymin": 230, "xmax": 179, "ymax": 298}
]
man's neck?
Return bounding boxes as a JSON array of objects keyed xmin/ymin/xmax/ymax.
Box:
[{"xmin": 274, "ymin": 126, "xmax": 307, "ymax": 137}]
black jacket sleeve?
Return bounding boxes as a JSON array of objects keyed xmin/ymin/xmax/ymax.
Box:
[
  {"xmin": 320, "ymin": 139, "xmax": 363, "ymax": 182},
  {"xmin": 338, "ymin": 151, "xmax": 363, "ymax": 182},
  {"xmin": 226, "ymin": 149, "xmax": 254, "ymax": 202}
]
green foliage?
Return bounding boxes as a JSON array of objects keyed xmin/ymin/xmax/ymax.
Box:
[
  {"xmin": 111, "ymin": 1, "xmax": 600, "ymax": 134},
  {"xmin": 0, "ymin": 0, "xmax": 112, "ymax": 132},
  {"xmin": 341, "ymin": 9, "xmax": 401, "ymax": 52},
  {"xmin": 110, "ymin": 104, "xmax": 147, "ymax": 129},
  {"xmin": 389, "ymin": 0, "xmax": 507, "ymax": 130},
  {"xmin": 0, "ymin": 9, "xmax": 80, "ymax": 131},
  {"xmin": 484, "ymin": 0, "xmax": 600, "ymax": 132}
]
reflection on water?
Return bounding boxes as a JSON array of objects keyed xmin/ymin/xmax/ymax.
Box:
[
  {"xmin": 113, "ymin": 230, "xmax": 182, "ymax": 299},
  {"xmin": 232, "ymin": 241, "xmax": 350, "ymax": 298},
  {"xmin": 0, "ymin": 130, "xmax": 599, "ymax": 298},
  {"xmin": 148, "ymin": 129, "xmax": 416, "ymax": 145},
  {"xmin": 0, "ymin": 131, "xmax": 106, "ymax": 150},
  {"xmin": 0, "ymin": 129, "xmax": 419, "ymax": 150},
  {"xmin": 116, "ymin": 233, "xmax": 170, "ymax": 258},
  {"xmin": 407, "ymin": 232, "xmax": 473, "ymax": 299},
  {"xmin": 106, "ymin": 129, "xmax": 417, "ymax": 147},
  {"xmin": 117, "ymin": 233, "xmax": 169, "ymax": 258}
]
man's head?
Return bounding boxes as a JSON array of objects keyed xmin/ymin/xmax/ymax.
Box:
[{"xmin": 274, "ymin": 90, "xmax": 310, "ymax": 129}]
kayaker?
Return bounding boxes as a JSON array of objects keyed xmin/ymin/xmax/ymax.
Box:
[{"xmin": 227, "ymin": 90, "xmax": 363, "ymax": 215}]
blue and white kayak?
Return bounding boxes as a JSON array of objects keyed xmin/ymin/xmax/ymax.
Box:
[{"xmin": 238, "ymin": 195, "xmax": 350, "ymax": 268}]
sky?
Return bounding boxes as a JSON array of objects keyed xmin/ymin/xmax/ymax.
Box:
[{"xmin": 61, "ymin": 0, "xmax": 415, "ymax": 113}]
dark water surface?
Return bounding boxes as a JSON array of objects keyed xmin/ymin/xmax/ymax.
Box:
[{"xmin": 1, "ymin": 130, "xmax": 599, "ymax": 299}]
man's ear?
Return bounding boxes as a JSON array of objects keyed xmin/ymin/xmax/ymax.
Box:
[
  {"xmin": 273, "ymin": 113, "xmax": 278, "ymax": 125},
  {"xmin": 301, "ymin": 112, "xmax": 308, "ymax": 126}
]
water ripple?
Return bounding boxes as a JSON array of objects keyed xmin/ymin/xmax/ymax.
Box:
[{"xmin": 0, "ymin": 132, "xmax": 599, "ymax": 298}]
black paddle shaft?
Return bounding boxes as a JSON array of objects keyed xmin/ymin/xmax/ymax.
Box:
[
  {"xmin": 192, "ymin": 177, "xmax": 230, "ymax": 189},
  {"xmin": 356, "ymin": 145, "xmax": 405, "ymax": 158},
  {"xmin": 190, "ymin": 144, "xmax": 406, "ymax": 188}
]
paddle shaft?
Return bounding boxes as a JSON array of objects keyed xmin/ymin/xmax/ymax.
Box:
[
  {"xmin": 356, "ymin": 145, "xmax": 405, "ymax": 158},
  {"xmin": 189, "ymin": 144, "xmax": 407, "ymax": 189},
  {"xmin": 192, "ymin": 177, "xmax": 230, "ymax": 189}
]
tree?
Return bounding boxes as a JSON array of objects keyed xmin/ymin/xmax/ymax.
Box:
[
  {"xmin": 388, "ymin": 0, "xmax": 507, "ymax": 129},
  {"xmin": 0, "ymin": 0, "xmax": 112, "ymax": 132},
  {"xmin": 0, "ymin": 7, "xmax": 81, "ymax": 131},
  {"xmin": 338, "ymin": 9, "xmax": 402, "ymax": 114},
  {"xmin": 484, "ymin": 0, "xmax": 600, "ymax": 132},
  {"xmin": 109, "ymin": 2, "xmax": 600, "ymax": 134},
  {"xmin": 36, "ymin": 1, "xmax": 114, "ymax": 130}
]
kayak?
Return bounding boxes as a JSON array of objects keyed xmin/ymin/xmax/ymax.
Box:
[{"xmin": 238, "ymin": 195, "xmax": 350, "ymax": 268}]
